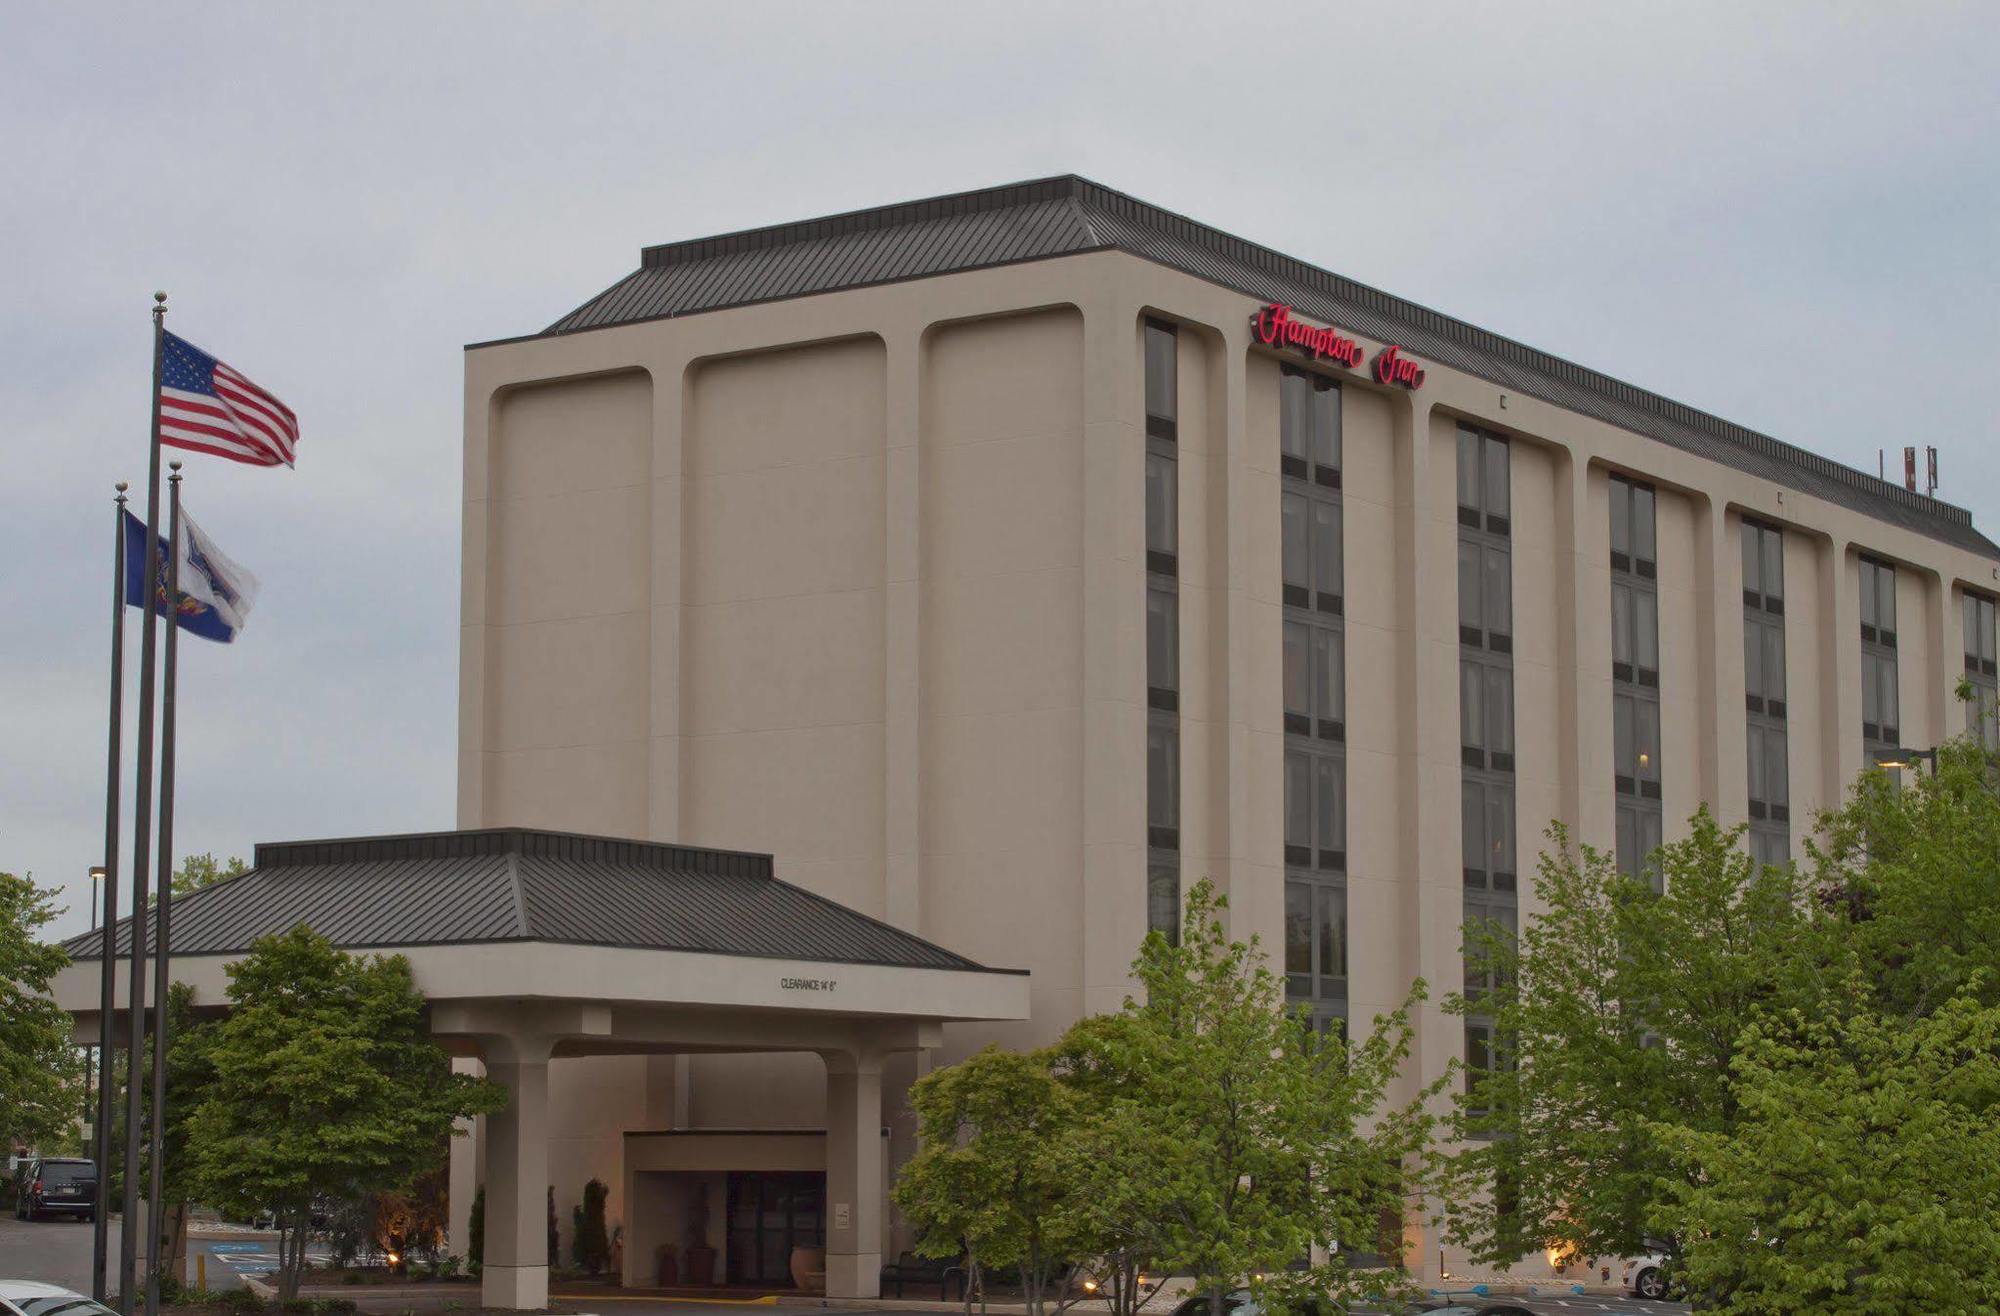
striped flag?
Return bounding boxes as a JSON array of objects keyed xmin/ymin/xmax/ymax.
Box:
[{"xmin": 157, "ymin": 330, "xmax": 298, "ymax": 468}]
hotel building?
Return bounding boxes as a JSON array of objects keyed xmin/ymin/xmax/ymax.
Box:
[{"xmin": 71, "ymin": 176, "xmax": 1999, "ymax": 1305}]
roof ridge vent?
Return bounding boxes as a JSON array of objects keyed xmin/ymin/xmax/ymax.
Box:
[
  {"xmin": 251, "ymin": 827, "xmax": 773, "ymax": 878},
  {"xmin": 640, "ymin": 175, "xmax": 1087, "ymax": 269}
]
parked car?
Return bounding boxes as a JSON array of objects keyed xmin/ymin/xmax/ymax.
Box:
[
  {"xmin": 0, "ymin": 1281, "xmax": 119, "ymax": 1316},
  {"xmin": 10, "ymin": 1159, "xmax": 95, "ymax": 1222},
  {"xmin": 1621, "ymin": 1250, "xmax": 1672, "ymax": 1300}
]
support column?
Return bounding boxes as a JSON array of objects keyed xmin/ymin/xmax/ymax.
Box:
[
  {"xmin": 822, "ymin": 1052, "xmax": 885, "ymax": 1299},
  {"xmin": 1818, "ymin": 537, "xmax": 1859, "ymax": 804},
  {"xmin": 884, "ymin": 329, "xmax": 924, "ymax": 932},
  {"xmin": 1691, "ymin": 494, "xmax": 1733, "ymax": 820},
  {"xmin": 482, "ymin": 1045, "xmax": 552, "ymax": 1310},
  {"xmin": 446, "ymin": 1057, "xmax": 484, "ymax": 1261}
]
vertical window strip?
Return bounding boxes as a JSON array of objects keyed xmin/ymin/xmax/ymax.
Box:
[
  {"xmin": 1743, "ymin": 520, "xmax": 1789, "ymax": 864},
  {"xmin": 1144, "ymin": 320, "xmax": 1180, "ymax": 940},
  {"xmin": 1965, "ymin": 593, "xmax": 1999, "ymax": 751},
  {"xmin": 1458, "ymin": 426, "xmax": 1516, "ymax": 1108},
  {"xmin": 1860, "ymin": 556, "xmax": 1901, "ymax": 767},
  {"xmin": 1610, "ymin": 474, "xmax": 1664, "ymax": 889},
  {"xmin": 1282, "ymin": 364, "xmax": 1346, "ymax": 1028}
]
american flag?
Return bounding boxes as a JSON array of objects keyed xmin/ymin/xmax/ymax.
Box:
[{"xmin": 158, "ymin": 330, "xmax": 298, "ymax": 468}]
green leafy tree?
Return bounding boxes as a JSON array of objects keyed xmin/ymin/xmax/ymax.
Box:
[
  {"xmin": 171, "ymin": 852, "xmax": 249, "ymax": 898},
  {"xmin": 1652, "ymin": 986, "xmax": 2000, "ymax": 1313},
  {"xmin": 0, "ymin": 871, "xmax": 81, "ymax": 1151},
  {"xmin": 1810, "ymin": 739, "xmax": 2000, "ymax": 1020},
  {"xmin": 1437, "ymin": 810, "xmax": 1820, "ymax": 1268},
  {"xmin": 1057, "ymin": 880, "xmax": 1436, "ymax": 1316},
  {"xmin": 896, "ymin": 1045, "xmax": 1091, "ymax": 1316},
  {"xmin": 184, "ymin": 927, "xmax": 504, "ymax": 1299}
]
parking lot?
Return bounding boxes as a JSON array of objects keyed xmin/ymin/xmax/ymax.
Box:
[{"xmin": 1, "ymin": 1215, "xmax": 1687, "ymax": 1315}]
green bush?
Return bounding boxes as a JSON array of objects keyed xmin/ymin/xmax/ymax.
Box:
[{"xmin": 467, "ymin": 1186, "xmax": 484, "ymax": 1268}]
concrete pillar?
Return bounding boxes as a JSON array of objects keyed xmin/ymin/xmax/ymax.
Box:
[
  {"xmin": 446, "ymin": 1056, "xmax": 484, "ymax": 1261},
  {"xmin": 483, "ymin": 1046, "xmax": 552, "ymax": 1310},
  {"xmin": 822, "ymin": 1052, "xmax": 884, "ymax": 1299}
]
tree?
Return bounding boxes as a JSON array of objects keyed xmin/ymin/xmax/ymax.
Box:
[
  {"xmin": 1055, "ymin": 880, "xmax": 1435, "ymax": 1316},
  {"xmin": 0, "ymin": 870, "xmax": 81, "ymax": 1151},
  {"xmin": 468, "ymin": 1184, "xmax": 486, "ymax": 1272},
  {"xmin": 183, "ymin": 927, "xmax": 504, "ymax": 1299},
  {"xmin": 171, "ymin": 852, "xmax": 248, "ymax": 898},
  {"xmin": 1437, "ymin": 810, "xmax": 1820, "ymax": 1269},
  {"xmin": 1809, "ymin": 739, "xmax": 2000, "ymax": 1021},
  {"xmin": 896, "ymin": 1045, "xmax": 1092, "ymax": 1316},
  {"xmin": 577, "ymin": 1177, "xmax": 612, "ymax": 1276},
  {"xmin": 1652, "ymin": 987, "xmax": 2000, "ymax": 1313},
  {"xmin": 143, "ymin": 983, "xmax": 214, "ymax": 1284}
]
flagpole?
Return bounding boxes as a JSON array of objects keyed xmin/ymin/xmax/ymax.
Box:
[
  {"xmin": 121, "ymin": 291, "xmax": 167, "ymax": 1316},
  {"xmin": 144, "ymin": 464, "xmax": 182, "ymax": 1316},
  {"xmin": 92, "ymin": 482, "xmax": 129, "ymax": 1303}
]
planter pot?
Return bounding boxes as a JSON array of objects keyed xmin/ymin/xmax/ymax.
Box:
[
  {"xmin": 684, "ymin": 1242, "xmax": 716, "ymax": 1287},
  {"xmin": 789, "ymin": 1245, "xmax": 825, "ymax": 1292},
  {"xmin": 654, "ymin": 1245, "xmax": 678, "ymax": 1287}
]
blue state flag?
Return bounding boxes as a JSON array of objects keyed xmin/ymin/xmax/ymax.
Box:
[{"xmin": 122, "ymin": 508, "xmax": 260, "ymax": 643}]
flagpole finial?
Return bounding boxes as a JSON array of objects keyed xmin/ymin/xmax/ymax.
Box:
[
  {"xmin": 115, "ymin": 481, "xmax": 128, "ymax": 494},
  {"xmin": 168, "ymin": 461, "xmax": 182, "ymax": 480},
  {"xmin": 153, "ymin": 291, "xmax": 166, "ymax": 306}
]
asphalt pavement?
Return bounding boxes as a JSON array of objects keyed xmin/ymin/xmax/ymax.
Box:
[
  {"xmin": 1, "ymin": 1218, "xmax": 1688, "ymax": 1316},
  {"xmin": 0, "ymin": 1213, "xmax": 323, "ymax": 1295}
]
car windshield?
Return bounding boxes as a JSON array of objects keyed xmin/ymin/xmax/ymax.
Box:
[
  {"xmin": 40, "ymin": 1164, "xmax": 94, "ymax": 1185},
  {"xmin": 19, "ymin": 1298, "xmax": 119, "ymax": 1316}
]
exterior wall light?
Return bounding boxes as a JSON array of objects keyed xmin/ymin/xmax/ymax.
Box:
[{"xmin": 1872, "ymin": 746, "xmax": 1938, "ymax": 772}]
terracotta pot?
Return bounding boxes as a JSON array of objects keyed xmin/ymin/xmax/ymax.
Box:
[
  {"xmin": 789, "ymin": 1245, "xmax": 825, "ymax": 1292},
  {"xmin": 655, "ymin": 1245, "xmax": 678, "ymax": 1287},
  {"xmin": 684, "ymin": 1242, "xmax": 716, "ymax": 1287}
]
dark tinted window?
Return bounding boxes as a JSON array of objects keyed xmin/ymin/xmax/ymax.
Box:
[
  {"xmin": 41, "ymin": 1162, "xmax": 94, "ymax": 1184},
  {"xmin": 21, "ymin": 1299, "xmax": 119, "ymax": 1316}
]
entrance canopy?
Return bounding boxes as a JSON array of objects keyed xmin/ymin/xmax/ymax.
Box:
[
  {"xmin": 58, "ymin": 826, "xmax": 1028, "ymax": 1031},
  {"xmin": 54, "ymin": 827, "xmax": 1029, "ymax": 1308}
]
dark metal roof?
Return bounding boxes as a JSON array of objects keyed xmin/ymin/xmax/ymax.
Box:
[
  {"xmin": 505, "ymin": 174, "xmax": 1993, "ymax": 559},
  {"xmin": 64, "ymin": 828, "xmax": 1005, "ymax": 974}
]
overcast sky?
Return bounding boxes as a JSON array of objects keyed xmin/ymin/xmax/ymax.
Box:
[{"xmin": 6, "ymin": 2, "xmax": 1996, "ymax": 941}]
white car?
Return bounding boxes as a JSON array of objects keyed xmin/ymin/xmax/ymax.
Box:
[
  {"xmin": 0, "ymin": 1282, "xmax": 119, "ymax": 1316},
  {"xmin": 1620, "ymin": 1252, "xmax": 1671, "ymax": 1300}
]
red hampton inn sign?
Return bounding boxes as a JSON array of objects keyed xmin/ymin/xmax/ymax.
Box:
[{"xmin": 1253, "ymin": 303, "xmax": 1425, "ymax": 390}]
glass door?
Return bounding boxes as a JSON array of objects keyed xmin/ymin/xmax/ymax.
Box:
[{"xmin": 725, "ymin": 1172, "xmax": 825, "ymax": 1286}]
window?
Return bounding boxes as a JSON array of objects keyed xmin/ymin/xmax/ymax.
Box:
[
  {"xmin": 1966, "ymin": 593, "xmax": 1998, "ymax": 751},
  {"xmin": 1282, "ymin": 365, "xmax": 1346, "ymax": 1024},
  {"xmin": 1148, "ymin": 587, "xmax": 1178, "ymax": 709},
  {"xmin": 1610, "ymin": 474, "xmax": 1663, "ymax": 889},
  {"xmin": 1609, "ymin": 477, "xmax": 1657, "ymax": 576},
  {"xmin": 1285, "ymin": 879, "xmax": 1346, "ymax": 1002},
  {"xmin": 1145, "ymin": 320, "xmax": 1180, "ymax": 940},
  {"xmin": 1743, "ymin": 521, "xmax": 1789, "ymax": 863},
  {"xmin": 1146, "ymin": 450, "xmax": 1178, "ymax": 576},
  {"xmin": 1860, "ymin": 557, "xmax": 1900, "ymax": 760},
  {"xmin": 1461, "ymin": 778, "xmax": 1517, "ymax": 891},
  {"xmin": 1284, "ymin": 621, "xmax": 1345, "ymax": 740},
  {"xmin": 1284, "ymin": 747, "xmax": 1345, "ymax": 870}
]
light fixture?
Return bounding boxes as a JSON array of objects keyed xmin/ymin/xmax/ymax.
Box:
[{"xmin": 1872, "ymin": 746, "xmax": 1937, "ymax": 772}]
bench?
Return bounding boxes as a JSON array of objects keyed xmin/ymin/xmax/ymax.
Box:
[{"xmin": 880, "ymin": 1251, "xmax": 968, "ymax": 1300}]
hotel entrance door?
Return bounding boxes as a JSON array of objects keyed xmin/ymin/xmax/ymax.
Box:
[{"xmin": 725, "ymin": 1171, "xmax": 825, "ymax": 1286}]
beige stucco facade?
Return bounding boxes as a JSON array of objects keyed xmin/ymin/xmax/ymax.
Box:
[{"xmin": 458, "ymin": 234, "xmax": 2000, "ymax": 1288}]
